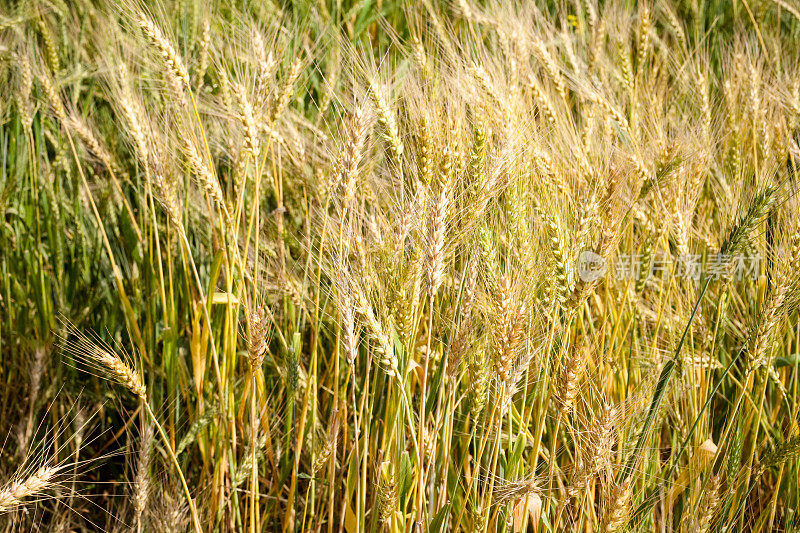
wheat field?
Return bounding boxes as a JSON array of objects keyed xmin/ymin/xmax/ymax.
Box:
[{"xmin": 2, "ymin": 0, "xmax": 800, "ymax": 531}]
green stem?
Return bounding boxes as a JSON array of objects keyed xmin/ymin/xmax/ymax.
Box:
[
  {"xmin": 143, "ymin": 401, "xmax": 203, "ymax": 533},
  {"xmin": 618, "ymin": 277, "xmax": 711, "ymax": 483}
]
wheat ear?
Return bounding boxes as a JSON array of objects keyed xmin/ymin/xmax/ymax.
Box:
[
  {"xmin": 340, "ymin": 105, "xmax": 370, "ymax": 207},
  {"xmin": 133, "ymin": 422, "xmax": 154, "ymax": 533},
  {"xmin": 426, "ymin": 189, "xmax": 449, "ymax": 296},
  {"xmin": 0, "ymin": 465, "xmax": 59, "ymax": 513},
  {"xmin": 183, "ymin": 138, "xmax": 230, "ymax": 224},
  {"xmin": 368, "ymin": 79, "xmax": 404, "ymax": 160},
  {"xmin": 233, "ymin": 82, "xmax": 261, "ymax": 157},
  {"xmin": 135, "ymin": 12, "xmax": 191, "ymax": 105}
]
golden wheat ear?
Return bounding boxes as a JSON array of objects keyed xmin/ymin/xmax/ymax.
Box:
[
  {"xmin": 134, "ymin": 10, "xmax": 190, "ymax": 105},
  {"xmin": 1, "ymin": 406, "xmax": 93, "ymax": 516},
  {"xmin": 0, "ymin": 464, "xmax": 60, "ymax": 514},
  {"xmin": 131, "ymin": 422, "xmax": 154, "ymax": 530},
  {"xmin": 56, "ymin": 318, "xmax": 146, "ymax": 400}
]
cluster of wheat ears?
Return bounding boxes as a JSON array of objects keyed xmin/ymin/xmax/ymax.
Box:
[{"xmin": 2, "ymin": 0, "xmax": 800, "ymax": 531}]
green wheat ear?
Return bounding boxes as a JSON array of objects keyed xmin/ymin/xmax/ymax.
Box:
[
  {"xmin": 761, "ymin": 434, "xmax": 800, "ymax": 471},
  {"xmin": 718, "ymin": 187, "xmax": 778, "ymax": 258}
]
